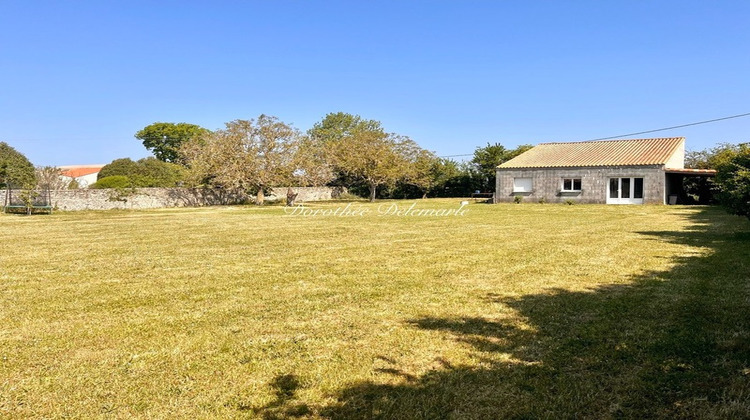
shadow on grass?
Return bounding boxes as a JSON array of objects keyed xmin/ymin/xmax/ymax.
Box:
[
  {"xmin": 270, "ymin": 208, "xmax": 750, "ymax": 418},
  {"xmin": 249, "ymin": 374, "xmax": 313, "ymax": 420}
]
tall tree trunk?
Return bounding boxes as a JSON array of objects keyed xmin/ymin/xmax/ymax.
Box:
[
  {"xmin": 369, "ymin": 183, "xmax": 377, "ymax": 202},
  {"xmin": 256, "ymin": 188, "xmax": 265, "ymax": 205}
]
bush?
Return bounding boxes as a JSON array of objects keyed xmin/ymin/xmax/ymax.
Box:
[
  {"xmin": 91, "ymin": 175, "xmax": 132, "ymax": 189},
  {"xmin": 97, "ymin": 157, "xmax": 185, "ymax": 187},
  {"xmin": 564, "ymin": 199, "xmax": 575, "ymax": 205},
  {"xmin": 514, "ymin": 195, "xmax": 523, "ymax": 204}
]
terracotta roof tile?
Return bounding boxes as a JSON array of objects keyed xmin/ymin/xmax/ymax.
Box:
[
  {"xmin": 60, "ymin": 167, "xmax": 103, "ymax": 178},
  {"xmin": 499, "ymin": 137, "xmax": 684, "ymax": 168}
]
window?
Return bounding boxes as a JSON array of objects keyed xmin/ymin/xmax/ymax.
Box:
[
  {"xmin": 561, "ymin": 178, "xmax": 582, "ymax": 191},
  {"xmin": 513, "ymin": 177, "xmax": 533, "ymax": 192},
  {"xmin": 633, "ymin": 178, "xmax": 643, "ymax": 199}
]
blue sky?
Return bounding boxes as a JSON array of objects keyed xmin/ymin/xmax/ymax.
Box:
[{"xmin": 1, "ymin": 1, "xmax": 748, "ymax": 166}]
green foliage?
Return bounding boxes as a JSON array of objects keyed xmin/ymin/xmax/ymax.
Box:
[
  {"xmin": 18, "ymin": 189, "xmax": 40, "ymax": 215},
  {"xmin": 95, "ymin": 157, "xmax": 185, "ymax": 188},
  {"xmin": 538, "ymin": 197, "xmax": 547, "ymax": 204},
  {"xmin": 471, "ymin": 143, "xmax": 533, "ymax": 192},
  {"xmin": 685, "ymin": 143, "xmax": 739, "ymax": 169},
  {"xmin": 180, "ymin": 115, "xmax": 311, "ymax": 205},
  {"xmin": 514, "ymin": 195, "xmax": 523, "ymax": 204},
  {"xmin": 0, "ymin": 142, "xmax": 36, "ymax": 188},
  {"xmin": 135, "ymin": 122, "xmax": 209, "ymax": 163},
  {"xmin": 98, "ymin": 158, "xmax": 140, "ymax": 179},
  {"xmin": 67, "ymin": 179, "xmax": 80, "ymax": 190},
  {"xmin": 565, "ymin": 199, "xmax": 575, "ymax": 205},
  {"xmin": 714, "ymin": 144, "xmax": 750, "ymax": 219},
  {"xmin": 684, "ymin": 143, "xmax": 739, "ymax": 204},
  {"xmin": 309, "ymin": 112, "xmax": 412, "ymax": 201},
  {"xmin": 91, "ymin": 175, "xmax": 132, "ymax": 189},
  {"xmin": 391, "ymin": 157, "xmax": 468, "ymax": 199}
]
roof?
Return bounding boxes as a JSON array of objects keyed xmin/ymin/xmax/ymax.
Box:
[
  {"xmin": 665, "ymin": 168, "xmax": 717, "ymax": 176},
  {"xmin": 499, "ymin": 137, "xmax": 685, "ymax": 169},
  {"xmin": 59, "ymin": 165, "xmax": 105, "ymax": 178}
]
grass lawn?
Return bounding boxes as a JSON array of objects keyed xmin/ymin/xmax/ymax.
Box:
[{"xmin": 1, "ymin": 199, "xmax": 749, "ymax": 418}]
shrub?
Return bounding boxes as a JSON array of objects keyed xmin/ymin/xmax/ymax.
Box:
[
  {"xmin": 97, "ymin": 157, "xmax": 185, "ymax": 187},
  {"xmin": 538, "ymin": 197, "xmax": 547, "ymax": 204},
  {"xmin": 514, "ymin": 195, "xmax": 523, "ymax": 204},
  {"xmin": 564, "ymin": 199, "xmax": 575, "ymax": 205},
  {"xmin": 91, "ymin": 175, "xmax": 132, "ymax": 189}
]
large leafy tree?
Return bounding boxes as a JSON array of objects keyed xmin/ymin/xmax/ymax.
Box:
[
  {"xmin": 400, "ymin": 144, "xmax": 441, "ymax": 199},
  {"xmin": 0, "ymin": 142, "xmax": 36, "ymax": 189},
  {"xmin": 471, "ymin": 143, "xmax": 533, "ymax": 192},
  {"xmin": 714, "ymin": 144, "xmax": 750, "ymax": 220},
  {"xmin": 686, "ymin": 143, "xmax": 740, "ymax": 169},
  {"xmin": 180, "ymin": 115, "xmax": 320, "ymax": 204},
  {"xmin": 309, "ymin": 112, "xmax": 413, "ymax": 201},
  {"xmin": 135, "ymin": 122, "xmax": 209, "ymax": 163}
]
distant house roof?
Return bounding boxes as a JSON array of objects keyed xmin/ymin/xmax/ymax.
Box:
[
  {"xmin": 498, "ymin": 138, "xmax": 685, "ymax": 169},
  {"xmin": 59, "ymin": 165, "xmax": 105, "ymax": 178}
]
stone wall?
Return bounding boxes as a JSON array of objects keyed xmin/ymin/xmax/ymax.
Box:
[
  {"xmin": 2, "ymin": 186, "xmax": 346, "ymax": 211},
  {"xmin": 495, "ymin": 165, "xmax": 666, "ymax": 204}
]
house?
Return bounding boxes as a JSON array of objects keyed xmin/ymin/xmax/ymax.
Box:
[
  {"xmin": 59, "ymin": 165, "xmax": 105, "ymax": 188},
  {"xmin": 495, "ymin": 137, "xmax": 716, "ymax": 205}
]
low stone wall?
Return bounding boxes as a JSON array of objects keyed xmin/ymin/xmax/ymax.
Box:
[
  {"xmin": 267, "ymin": 186, "xmax": 346, "ymax": 203},
  {"xmin": 3, "ymin": 186, "xmax": 346, "ymax": 211}
]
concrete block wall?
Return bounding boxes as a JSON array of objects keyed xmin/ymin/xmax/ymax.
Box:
[{"xmin": 495, "ymin": 165, "xmax": 665, "ymax": 204}]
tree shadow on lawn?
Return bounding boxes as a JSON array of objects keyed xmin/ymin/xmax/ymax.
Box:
[{"xmin": 268, "ymin": 209, "xmax": 750, "ymax": 419}]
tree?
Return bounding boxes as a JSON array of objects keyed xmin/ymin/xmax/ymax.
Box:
[
  {"xmin": 35, "ymin": 166, "xmax": 68, "ymax": 191},
  {"xmin": 135, "ymin": 122, "xmax": 209, "ymax": 163},
  {"xmin": 94, "ymin": 157, "xmax": 185, "ymax": 188},
  {"xmin": 471, "ymin": 143, "xmax": 533, "ymax": 193},
  {"xmin": 309, "ymin": 112, "xmax": 413, "ymax": 201},
  {"xmin": 0, "ymin": 142, "xmax": 36, "ymax": 189},
  {"xmin": 686, "ymin": 143, "xmax": 740, "ymax": 169},
  {"xmin": 180, "ymin": 115, "xmax": 312, "ymax": 205},
  {"xmin": 401, "ymin": 146, "xmax": 440, "ymax": 199},
  {"xmin": 713, "ymin": 144, "xmax": 750, "ymax": 220},
  {"xmin": 684, "ymin": 143, "xmax": 741, "ymax": 204}
]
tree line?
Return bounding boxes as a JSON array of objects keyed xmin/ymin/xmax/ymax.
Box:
[
  {"xmin": 100, "ymin": 112, "xmax": 532, "ymax": 203},
  {"xmin": 2, "ymin": 117, "xmax": 748, "ymax": 219}
]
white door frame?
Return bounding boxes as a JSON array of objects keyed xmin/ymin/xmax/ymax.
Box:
[{"xmin": 607, "ymin": 177, "xmax": 644, "ymax": 204}]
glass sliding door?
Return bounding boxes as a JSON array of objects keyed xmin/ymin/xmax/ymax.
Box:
[{"xmin": 606, "ymin": 177, "xmax": 644, "ymax": 204}]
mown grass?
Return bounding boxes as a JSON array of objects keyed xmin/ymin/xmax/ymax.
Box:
[{"xmin": 1, "ymin": 200, "xmax": 748, "ymax": 418}]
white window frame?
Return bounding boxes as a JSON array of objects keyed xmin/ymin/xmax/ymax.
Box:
[
  {"xmin": 561, "ymin": 178, "xmax": 582, "ymax": 192},
  {"xmin": 513, "ymin": 177, "xmax": 533, "ymax": 193}
]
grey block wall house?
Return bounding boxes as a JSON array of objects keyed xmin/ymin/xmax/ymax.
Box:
[{"xmin": 495, "ymin": 137, "xmax": 715, "ymax": 205}]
